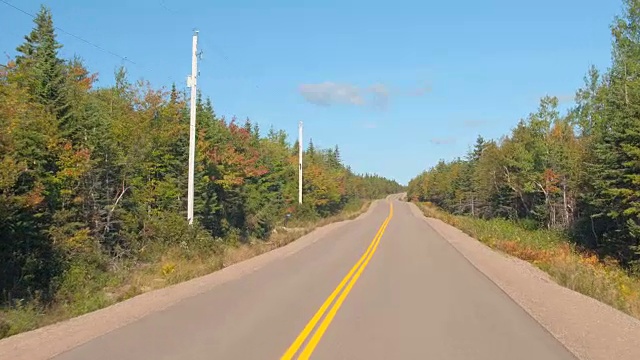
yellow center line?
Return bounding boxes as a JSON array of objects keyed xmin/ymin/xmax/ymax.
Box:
[
  {"xmin": 298, "ymin": 203, "xmax": 392, "ymax": 359},
  {"xmin": 280, "ymin": 202, "xmax": 393, "ymax": 360}
]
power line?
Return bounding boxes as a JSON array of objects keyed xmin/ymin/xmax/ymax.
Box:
[
  {"xmin": 159, "ymin": 0, "xmax": 178, "ymax": 14},
  {"xmin": 3, "ymin": 0, "xmax": 262, "ymax": 93},
  {"xmin": 0, "ymin": 0, "xmax": 135, "ymax": 65},
  {"xmin": 197, "ymin": 36, "xmax": 267, "ymax": 92},
  {"xmin": 154, "ymin": 1, "xmax": 262, "ymax": 89},
  {"xmin": 199, "ymin": 39, "xmax": 230, "ymax": 63},
  {"xmin": 1, "ymin": 1, "xmax": 186, "ymax": 93}
]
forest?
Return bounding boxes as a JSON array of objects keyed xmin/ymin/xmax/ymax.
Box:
[
  {"xmin": 0, "ymin": 5, "xmax": 403, "ymax": 326},
  {"xmin": 408, "ymin": 0, "xmax": 640, "ymax": 271}
]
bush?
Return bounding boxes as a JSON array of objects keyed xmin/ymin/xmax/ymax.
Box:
[{"xmin": 291, "ymin": 202, "xmax": 319, "ymax": 222}]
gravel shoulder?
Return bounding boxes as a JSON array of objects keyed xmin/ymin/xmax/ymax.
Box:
[
  {"xmin": 0, "ymin": 199, "xmax": 383, "ymax": 360},
  {"xmin": 407, "ymin": 202, "xmax": 640, "ymax": 360}
]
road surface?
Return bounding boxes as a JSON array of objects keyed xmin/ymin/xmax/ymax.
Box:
[{"xmin": 54, "ymin": 196, "xmax": 575, "ymax": 360}]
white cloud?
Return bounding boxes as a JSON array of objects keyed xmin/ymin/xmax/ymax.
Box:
[
  {"xmin": 362, "ymin": 122, "xmax": 378, "ymax": 129},
  {"xmin": 369, "ymin": 83, "xmax": 390, "ymax": 109},
  {"xmin": 556, "ymin": 94, "xmax": 575, "ymax": 104},
  {"xmin": 407, "ymin": 85, "xmax": 432, "ymax": 96},
  {"xmin": 299, "ymin": 82, "xmax": 364, "ymax": 107},
  {"xmin": 463, "ymin": 120, "xmax": 486, "ymax": 128},
  {"xmin": 298, "ymin": 81, "xmax": 430, "ymax": 109},
  {"xmin": 430, "ymin": 137, "xmax": 456, "ymax": 145}
]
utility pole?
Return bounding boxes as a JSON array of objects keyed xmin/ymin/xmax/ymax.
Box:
[
  {"xmin": 187, "ymin": 31, "xmax": 199, "ymax": 224},
  {"xmin": 298, "ymin": 121, "xmax": 303, "ymax": 204}
]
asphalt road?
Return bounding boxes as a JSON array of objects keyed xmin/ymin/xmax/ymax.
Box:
[{"xmin": 54, "ymin": 196, "xmax": 576, "ymax": 360}]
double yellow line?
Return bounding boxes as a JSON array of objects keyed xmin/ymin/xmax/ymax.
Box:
[{"xmin": 281, "ymin": 202, "xmax": 394, "ymax": 360}]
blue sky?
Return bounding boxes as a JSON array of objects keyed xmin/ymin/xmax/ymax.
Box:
[{"xmin": 0, "ymin": 0, "xmax": 622, "ymax": 184}]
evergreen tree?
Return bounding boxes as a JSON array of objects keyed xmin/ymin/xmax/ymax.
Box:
[
  {"xmin": 0, "ymin": 4, "xmax": 406, "ymax": 324},
  {"xmin": 307, "ymin": 138, "xmax": 316, "ymax": 156},
  {"xmin": 588, "ymin": 0, "xmax": 640, "ymax": 264},
  {"xmin": 16, "ymin": 5, "xmax": 69, "ymax": 123}
]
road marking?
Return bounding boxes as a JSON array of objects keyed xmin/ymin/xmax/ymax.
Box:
[
  {"xmin": 281, "ymin": 202, "xmax": 393, "ymax": 360},
  {"xmin": 298, "ymin": 205, "xmax": 392, "ymax": 359}
]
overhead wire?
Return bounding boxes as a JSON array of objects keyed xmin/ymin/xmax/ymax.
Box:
[
  {"xmin": 1, "ymin": 0, "xmax": 262, "ymax": 94},
  {"xmin": 197, "ymin": 34, "xmax": 267, "ymax": 92},
  {"xmin": 0, "ymin": 0, "xmax": 135, "ymax": 65},
  {"xmin": 0, "ymin": 0, "xmax": 191, "ymax": 89},
  {"xmin": 159, "ymin": 0, "xmax": 179, "ymax": 15},
  {"xmin": 156, "ymin": 1, "xmax": 264, "ymax": 90}
]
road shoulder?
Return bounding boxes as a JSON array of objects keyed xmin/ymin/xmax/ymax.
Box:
[
  {"xmin": 407, "ymin": 202, "xmax": 640, "ymax": 360},
  {"xmin": 0, "ymin": 199, "xmax": 383, "ymax": 360}
]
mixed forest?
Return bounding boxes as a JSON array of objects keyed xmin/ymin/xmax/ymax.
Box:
[
  {"xmin": 408, "ymin": 0, "xmax": 640, "ymax": 271},
  {"xmin": 0, "ymin": 5, "xmax": 403, "ymax": 332}
]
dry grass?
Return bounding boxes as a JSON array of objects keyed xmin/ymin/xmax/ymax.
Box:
[
  {"xmin": 417, "ymin": 202, "xmax": 640, "ymax": 320},
  {"xmin": 0, "ymin": 201, "xmax": 371, "ymax": 339},
  {"xmin": 221, "ymin": 201, "xmax": 370, "ymax": 267}
]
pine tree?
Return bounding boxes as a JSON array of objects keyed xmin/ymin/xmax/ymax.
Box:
[
  {"xmin": 0, "ymin": 4, "xmax": 406, "ymax": 320},
  {"xmin": 16, "ymin": 5, "xmax": 69, "ymax": 123},
  {"xmin": 307, "ymin": 138, "xmax": 316, "ymax": 155},
  {"xmin": 586, "ymin": 0, "xmax": 640, "ymax": 264},
  {"xmin": 471, "ymin": 135, "xmax": 486, "ymax": 162}
]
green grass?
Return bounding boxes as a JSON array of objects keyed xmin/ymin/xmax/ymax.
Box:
[
  {"xmin": 417, "ymin": 202, "xmax": 640, "ymax": 320},
  {"xmin": 0, "ymin": 200, "xmax": 371, "ymax": 340}
]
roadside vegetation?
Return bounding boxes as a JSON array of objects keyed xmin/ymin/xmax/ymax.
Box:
[
  {"xmin": 417, "ymin": 203, "xmax": 640, "ymax": 320},
  {"xmin": 408, "ymin": 0, "xmax": 640, "ymax": 320},
  {"xmin": 0, "ymin": 6, "xmax": 403, "ymax": 339},
  {"xmin": 1, "ymin": 200, "xmax": 371, "ymax": 339}
]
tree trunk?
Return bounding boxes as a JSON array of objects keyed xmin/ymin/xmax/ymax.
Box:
[
  {"xmin": 471, "ymin": 192, "xmax": 475, "ymax": 217},
  {"xmin": 562, "ymin": 179, "xmax": 569, "ymax": 227}
]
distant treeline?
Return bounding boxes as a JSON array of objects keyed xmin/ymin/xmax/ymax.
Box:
[
  {"xmin": 0, "ymin": 6, "xmax": 403, "ymax": 304},
  {"xmin": 408, "ymin": 0, "xmax": 640, "ymax": 270}
]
